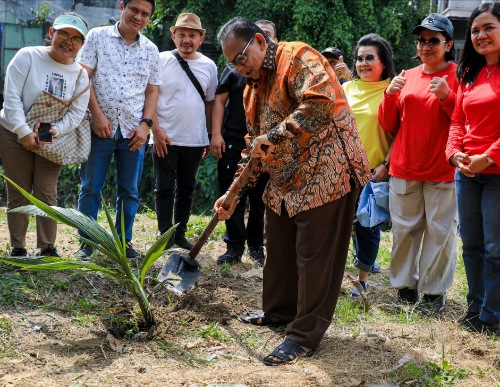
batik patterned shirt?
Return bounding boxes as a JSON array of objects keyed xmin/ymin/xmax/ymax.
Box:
[
  {"xmin": 239, "ymin": 40, "xmax": 370, "ymax": 217},
  {"xmin": 77, "ymin": 23, "xmax": 162, "ymax": 137}
]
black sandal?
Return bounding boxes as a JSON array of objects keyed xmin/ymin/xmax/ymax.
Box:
[
  {"xmin": 262, "ymin": 338, "xmax": 315, "ymax": 366},
  {"xmin": 238, "ymin": 311, "xmax": 273, "ymax": 326}
]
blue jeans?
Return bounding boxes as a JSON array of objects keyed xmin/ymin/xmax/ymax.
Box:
[
  {"xmin": 78, "ymin": 130, "xmax": 145, "ymax": 242},
  {"xmin": 354, "ymin": 221, "xmax": 381, "ymax": 273},
  {"xmin": 456, "ymin": 171, "xmax": 500, "ymax": 325}
]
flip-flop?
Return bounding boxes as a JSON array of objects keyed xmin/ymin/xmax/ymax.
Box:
[
  {"xmin": 238, "ymin": 311, "xmax": 273, "ymax": 326},
  {"xmin": 262, "ymin": 338, "xmax": 315, "ymax": 366}
]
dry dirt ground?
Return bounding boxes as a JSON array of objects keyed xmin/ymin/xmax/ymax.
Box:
[{"xmin": 0, "ymin": 210, "xmax": 499, "ymax": 386}]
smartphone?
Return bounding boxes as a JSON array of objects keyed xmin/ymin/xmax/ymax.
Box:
[{"xmin": 38, "ymin": 122, "xmax": 53, "ymax": 144}]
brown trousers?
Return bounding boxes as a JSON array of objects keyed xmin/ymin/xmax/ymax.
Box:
[
  {"xmin": 264, "ymin": 186, "xmax": 359, "ymax": 349},
  {"xmin": 0, "ymin": 125, "xmax": 61, "ymax": 249}
]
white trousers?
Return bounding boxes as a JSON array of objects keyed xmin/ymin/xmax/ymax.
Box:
[{"xmin": 389, "ymin": 177, "xmax": 458, "ymax": 295}]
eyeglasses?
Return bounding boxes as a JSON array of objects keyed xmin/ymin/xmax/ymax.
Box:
[
  {"xmin": 226, "ymin": 36, "xmax": 254, "ymax": 70},
  {"xmin": 354, "ymin": 55, "xmax": 380, "ymax": 64},
  {"xmin": 414, "ymin": 37, "xmax": 447, "ymax": 48},
  {"xmin": 56, "ymin": 30, "xmax": 84, "ymax": 46}
]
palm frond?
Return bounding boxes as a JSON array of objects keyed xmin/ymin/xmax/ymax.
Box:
[
  {"xmin": 10, "ymin": 204, "xmax": 115, "ymax": 248},
  {"xmin": 1, "ymin": 174, "xmax": 157, "ymax": 328},
  {"xmin": 102, "ymin": 200, "xmax": 125, "ymax": 257},
  {"xmin": 140, "ymin": 225, "xmax": 176, "ymax": 286},
  {"xmin": 99, "ymin": 202, "xmax": 132, "ymax": 275},
  {"xmin": 0, "ymin": 256, "xmax": 122, "ymax": 280},
  {"xmin": 5, "ymin": 177, "xmax": 128, "ymax": 266}
]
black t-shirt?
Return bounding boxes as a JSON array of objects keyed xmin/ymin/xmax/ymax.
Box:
[{"xmin": 216, "ymin": 68, "xmax": 247, "ymax": 151}]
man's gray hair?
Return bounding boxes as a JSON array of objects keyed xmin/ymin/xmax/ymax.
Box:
[{"xmin": 217, "ymin": 17, "xmax": 269, "ymax": 45}]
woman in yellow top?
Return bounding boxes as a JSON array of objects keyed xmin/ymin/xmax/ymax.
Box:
[{"xmin": 342, "ymin": 33, "xmax": 395, "ymax": 297}]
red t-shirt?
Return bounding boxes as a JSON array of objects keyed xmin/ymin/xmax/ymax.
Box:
[
  {"xmin": 446, "ymin": 66, "xmax": 500, "ymax": 174},
  {"xmin": 378, "ymin": 63, "xmax": 458, "ymax": 182}
]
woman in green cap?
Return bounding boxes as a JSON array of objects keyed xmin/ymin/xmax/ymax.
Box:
[{"xmin": 0, "ymin": 12, "xmax": 90, "ymax": 258}]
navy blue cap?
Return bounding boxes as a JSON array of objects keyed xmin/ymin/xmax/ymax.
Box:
[
  {"xmin": 412, "ymin": 13, "xmax": 454, "ymax": 39},
  {"xmin": 321, "ymin": 47, "xmax": 343, "ymax": 58}
]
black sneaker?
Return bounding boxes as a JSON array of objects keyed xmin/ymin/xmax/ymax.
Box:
[
  {"xmin": 39, "ymin": 244, "xmax": 60, "ymax": 257},
  {"xmin": 457, "ymin": 312, "xmax": 481, "ymax": 332},
  {"xmin": 217, "ymin": 248, "xmax": 242, "ymax": 266},
  {"xmin": 398, "ymin": 288, "xmax": 419, "ymax": 304},
  {"xmin": 75, "ymin": 244, "xmax": 94, "ymax": 261},
  {"xmin": 175, "ymin": 236, "xmax": 193, "ymax": 250},
  {"xmin": 11, "ymin": 247, "xmax": 28, "ymax": 257},
  {"xmin": 248, "ymin": 246, "xmax": 265, "ymax": 266},
  {"xmin": 126, "ymin": 242, "xmax": 142, "ymax": 260},
  {"xmin": 420, "ymin": 293, "xmax": 446, "ymax": 314}
]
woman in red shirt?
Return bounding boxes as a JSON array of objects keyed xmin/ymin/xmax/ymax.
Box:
[
  {"xmin": 378, "ymin": 13, "xmax": 458, "ymax": 314},
  {"xmin": 447, "ymin": 2, "xmax": 500, "ymax": 336}
]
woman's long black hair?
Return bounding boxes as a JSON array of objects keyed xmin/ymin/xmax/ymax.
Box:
[{"xmin": 457, "ymin": 2, "xmax": 500, "ymax": 85}]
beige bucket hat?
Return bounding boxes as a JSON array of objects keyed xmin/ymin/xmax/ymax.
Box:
[{"xmin": 170, "ymin": 13, "xmax": 206, "ymax": 35}]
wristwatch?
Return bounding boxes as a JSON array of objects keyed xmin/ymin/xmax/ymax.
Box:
[
  {"xmin": 485, "ymin": 154, "xmax": 494, "ymax": 165},
  {"xmin": 140, "ymin": 118, "xmax": 153, "ymax": 128},
  {"xmin": 381, "ymin": 160, "xmax": 390, "ymax": 168}
]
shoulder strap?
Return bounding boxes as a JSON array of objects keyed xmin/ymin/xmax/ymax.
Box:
[
  {"xmin": 59, "ymin": 67, "xmax": 91, "ymax": 116},
  {"xmin": 172, "ymin": 49, "xmax": 205, "ymax": 102}
]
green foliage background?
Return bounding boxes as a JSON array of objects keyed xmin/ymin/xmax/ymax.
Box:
[
  {"xmin": 0, "ymin": 0, "xmax": 433, "ymax": 214},
  {"xmin": 145, "ymin": 0, "xmax": 432, "ymax": 73}
]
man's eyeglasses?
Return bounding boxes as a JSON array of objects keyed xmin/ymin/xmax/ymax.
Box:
[
  {"xmin": 226, "ymin": 36, "xmax": 254, "ymax": 70},
  {"xmin": 55, "ymin": 30, "xmax": 84, "ymax": 46},
  {"xmin": 354, "ymin": 55, "xmax": 379, "ymax": 64},
  {"xmin": 414, "ymin": 37, "xmax": 447, "ymax": 48}
]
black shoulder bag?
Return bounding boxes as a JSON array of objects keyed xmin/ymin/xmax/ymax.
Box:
[{"xmin": 172, "ymin": 49, "xmax": 205, "ymax": 101}]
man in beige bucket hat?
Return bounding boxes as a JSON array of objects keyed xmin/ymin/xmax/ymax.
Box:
[{"xmin": 150, "ymin": 12, "xmax": 218, "ymax": 250}]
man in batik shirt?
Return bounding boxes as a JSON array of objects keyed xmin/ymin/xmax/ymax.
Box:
[{"xmin": 214, "ymin": 17, "xmax": 371, "ymax": 366}]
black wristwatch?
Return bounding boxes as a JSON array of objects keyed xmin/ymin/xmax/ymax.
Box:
[
  {"xmin": 140, "ymin": 118, "xmax": 153, "ymax": 128},
  {"xmin": 381, "ymin": 160, "xmax": 389, "ymax": 168}
]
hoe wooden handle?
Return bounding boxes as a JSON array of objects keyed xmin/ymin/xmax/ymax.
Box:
[{"xmin": 189, "ymin": 156, "xmax": 261, "ymax": 259}]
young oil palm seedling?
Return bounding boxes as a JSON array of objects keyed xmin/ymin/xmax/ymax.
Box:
[{"xmin": 0, "ymin": 176, "xmax": 175, "ymax": 330}]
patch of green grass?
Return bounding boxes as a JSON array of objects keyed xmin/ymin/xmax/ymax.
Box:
[
  {"xmin": 390, "ymin": 358, "xmax": 468, "ymax": 386},
  {"xmin": 376, "ymin": 241, "xmax": 392, "ymax": 268},
  {"xmin": 73, "ymin": 298, "xmax": 97, "ymax": 312},
  {"xmin": 0, "ymin": 271, "xmax": 35, "ymax": 308},
  {"xmin": 72, "ymin": 311, "xmax": 98, "ymax": 327},
  {"xmin": 186, "ymin": 215, "xmax": 226, "ymax": 241},
  {"xmin": 380, "ymin": 304, "xmax": 428, "ymax": 325},
  {"xmin": 390, "ymin": 341, "xmax": 469, "ymax": 386},
  {"xmin": 124, "ymin": 323, "xmax": 140, "ymax": 337},
  {"xmin": 140, "ymin": 205, "xmax": 158, "ymax": 220},
  {"xmin": 0, "ymin": 314, "xmax": 16, "ymax": 358},
  {"xmin": 473, "ymin": 365, "xmax": 498, "ymax": 379},
  {"xmin": 180, "ymin": 316, "xmax": 195, "ymax": 326},
  {"xmin": 157, "ymin": 340, "xmax": 173, "ymax": 352},
  {"xmin": 333, "ymin": 297, "xmax": 369, "ymax": 325},
  {"xmin": 450, "ymin": 250, "xmax": 468, "ymax": 301},
  {"xmin": 102, "ymin": 312, "xmax": 131, "ymax": 328},
  {"xmin": 218, "ymin": 262, "xmax": 233, "ymax": 278},
  {"xmin": 198, "ymin": 322, "xmax": 228, "ymax": 342},
  {"xmin": 237, "ymin": 330, "xmax": 261, "ymax": 349}
]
